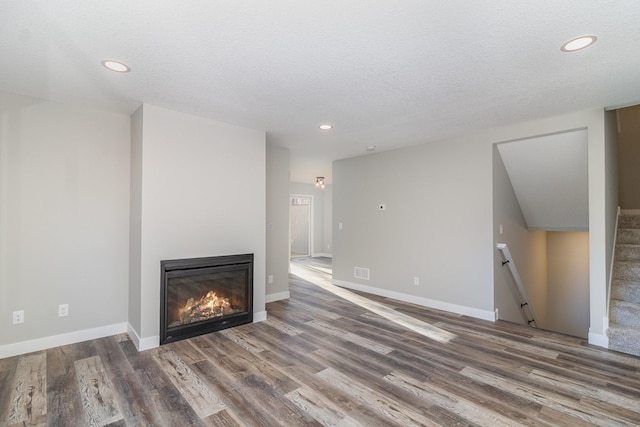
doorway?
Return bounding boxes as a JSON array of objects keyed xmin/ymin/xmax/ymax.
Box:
[
  {"xmin": 493, "ymin": 129, "xmax": 590, "ymax": 338},
  {"xmin": 290, "ymin": 195, "xmax": 312, "ymax": 258}
]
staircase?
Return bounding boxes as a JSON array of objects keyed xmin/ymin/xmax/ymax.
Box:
[{"xmin": 607, "ymin": 212, "xmax": 640, "ymax": 357}]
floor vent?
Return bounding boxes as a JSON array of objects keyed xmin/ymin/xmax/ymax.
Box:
[{"xmin": 354, "ymin": 267, "xmax": 370, "ymax": 280}]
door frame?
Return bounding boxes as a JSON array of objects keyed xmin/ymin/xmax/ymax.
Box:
[{"xmin": 289, "ymin": 194, "xmax": 314, "ymax": 259}]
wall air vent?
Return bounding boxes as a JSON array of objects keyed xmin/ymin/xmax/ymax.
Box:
[{"xmin": 354, "ymin": 267, "xmax": 370, "ymax": 280}]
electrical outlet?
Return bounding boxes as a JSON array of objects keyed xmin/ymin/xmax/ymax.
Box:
[
  {"xmin": 58, "ymin": 304, "xmax": 69, "ymax": 317},
  {"xmin": 13, "ymin": 310, "xmax": 24, "ymax": 324},
  {"xmin": 413, "ymin": 277, "xmax": 420, "ymax": 286},
  {"xmin": 268, "ymin": 275, "xmax": 274, "ymax": 284}
]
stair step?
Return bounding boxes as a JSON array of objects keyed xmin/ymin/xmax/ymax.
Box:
[
  {"xmin": 619, "ymin": 214, "xmax": 640, "ymax": 229},
  {"xmin": 617, "ymin": 229, "xmax": 640, "ymax": 245},
  {"xmin": 607, "ymin": 326, "xmax": 640, "ymax": 357},
  {"xmin": 613, "ymin": 261, "xmax": 640, "ymax": 282},
  {"xmin": 610, "ymin": 300, "xmax": 640, "ymax": 328},
  {"xmin": 615, "ymin": 244, "xmax": 640, "ymax": 262},
  {"xmin": 607, "ymin": 213, "xmax": 640, "ymax": 357},
  {"xmin": 611, "ymin": 279, "xmax": 640, "ymax": 305}
]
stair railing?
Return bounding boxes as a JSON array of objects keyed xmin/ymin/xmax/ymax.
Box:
[
  {"xmin": 606, "ymin": 206, "xmax": 621, "ymax": 323},
  {"xmin": 496, "ymin": 243, "xmax": 537, "ymax": 327}
]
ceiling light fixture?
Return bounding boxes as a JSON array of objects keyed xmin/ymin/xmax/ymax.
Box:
[
  {"xmin": 101, "ymin": 59, "xmax": 131, "ymax": 73},
  {"xmin": 319, "ymin": 124, "xmax": 333, "ymax": 130},
  {"xmin": 315, "ymin": 177, "xmax": 325, "ymax": 189},
  {"xmin": 366, "ymin": 145, "xmax": 376, "ymax": 151},
  {"xmin": 561, "ymin": 35, "xmax": 597, "ymax": 52}
]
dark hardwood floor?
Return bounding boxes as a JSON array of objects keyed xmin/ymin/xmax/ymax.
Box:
[{"xmin": 2, "ymin": 260, "xmax": 640, "ymax": 426}]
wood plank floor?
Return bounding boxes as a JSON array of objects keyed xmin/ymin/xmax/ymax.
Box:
[{"xmin": 2, "ymin": 263, "xmax": 640, "ymax": 426}]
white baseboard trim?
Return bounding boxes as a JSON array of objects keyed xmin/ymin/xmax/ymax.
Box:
[
  {"xmin": 127, "ymin": 309, "xmax": 270, "ymax": 352},
  {"xmin": 253, "ymin": 310, "xmax": 267, "ymax": 322},
  {"xmin": 333, "ymin": 279, "xmax": 496, "ymax": 322},
  {"xmin": 588, "ymin": 330, "xmax": 609, "ymax": 348},
  {"xmin": 266, "ymin": 291, "xmax": 291, "ymax": 303},
  {"xmin": 127, "ymin": 324, "xmax": 159, "ymax": 352},
  {"xmin": 587, "ymin": 317, "xmax": 609, "ymax": 349},
  {"xmin": 0, "ymin": 322, "xmax": 128, "ymax": 359}
]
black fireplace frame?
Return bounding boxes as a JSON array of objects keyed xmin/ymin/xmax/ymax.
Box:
[{"xmin": 160, "ymin": 253, "xmax": 253, "ymax": 345}]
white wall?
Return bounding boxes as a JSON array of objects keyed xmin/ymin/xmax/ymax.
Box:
[
  {"xmin": 0, "ymin": 97, "xmax": 130, "ymax": 353},
  {"xmin": 333, "ymin": 108, "xmax": 613, "ymax": 342},
  {"xmin": 129, "ymin": 104, "xmax": 266, "ymax": 348},
  {"xmin": 266, "ymin": 145, "xmax": 291, "ymax": 301}
]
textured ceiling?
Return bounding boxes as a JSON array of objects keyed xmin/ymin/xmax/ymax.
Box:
[{"xmin": 1, "ymin": 1, "xmax": 639, "ymax": 184}]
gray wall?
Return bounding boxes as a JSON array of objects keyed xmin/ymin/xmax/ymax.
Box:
[
  {"xmin": 0, "ymin": 97, "xmax": 131, "ymax": 348},
  {"xmin": 333, "ymin": 138, "xmax": 494, "ymax": 314},
  {"xmin": 1, "ymin": 97, "xmax": 269, "ymax": 355},
  {"xmin": 129, "ymin": 104, "xmax": 266, "ymax": 348},
  {"xmin": 129, "ymin": 106, "xmax": 143, "ymax": 335},
  {"xmin": 266, "ymin": 145, "xmax": 291, "ymax": 300},
  {"xmin": 289, "ymin": 182, "xmax": 332, "ymax": 257},
  {"xmin": 333, "ymin": 108, "xmax": 614, "ymax": 342},
  {"xmin": 546, "ymin": 232, "xmax": 590, "ymax": 338}
]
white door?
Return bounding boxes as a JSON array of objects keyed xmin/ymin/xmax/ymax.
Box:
[{"xmin": 290, "ymin": 195, "xmax": 312, "ymax": 258}]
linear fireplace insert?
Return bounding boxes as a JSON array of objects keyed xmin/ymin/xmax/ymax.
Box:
[{"xmin": 160, "ymin": 253, "xmax": 253, "ymax": 345}]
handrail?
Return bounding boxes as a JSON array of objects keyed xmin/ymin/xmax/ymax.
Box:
[
  {"xmin": 496, "ymin": 243, "xmax": 537, "ymax": 327},
  {"xmin": 606, "ymin": 206, "xmax": 621, "ymax": 322}
]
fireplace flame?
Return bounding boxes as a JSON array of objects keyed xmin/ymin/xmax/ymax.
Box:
[{"xmin": 170, "ymin": 290, "xmax": 238, "ymax": 328}]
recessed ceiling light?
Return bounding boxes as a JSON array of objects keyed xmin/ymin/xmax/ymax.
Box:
[
  {"xmin": 101, "ymin": 60, "xmax": 131, "ymax": 73},
  {"xmin": 366, "ymin": 145, "xmax": 376, "ymax": 151},
  {"xmin": 561, "ymin": 35, "xmax": 597, "ymax": 52},
  {"xmin": 319, "ymin": 124, "xmax": 333, "ymax": 130}
]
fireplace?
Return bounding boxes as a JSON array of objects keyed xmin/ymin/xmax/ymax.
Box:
[{"xmin": 160, "ymin": 254, "xmax": 253, "ymax": 345}]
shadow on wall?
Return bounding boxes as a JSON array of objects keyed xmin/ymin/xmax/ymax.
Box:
[{"xmin": 617, "ymin": 104, "xmax": 640, "ymax": 210}]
